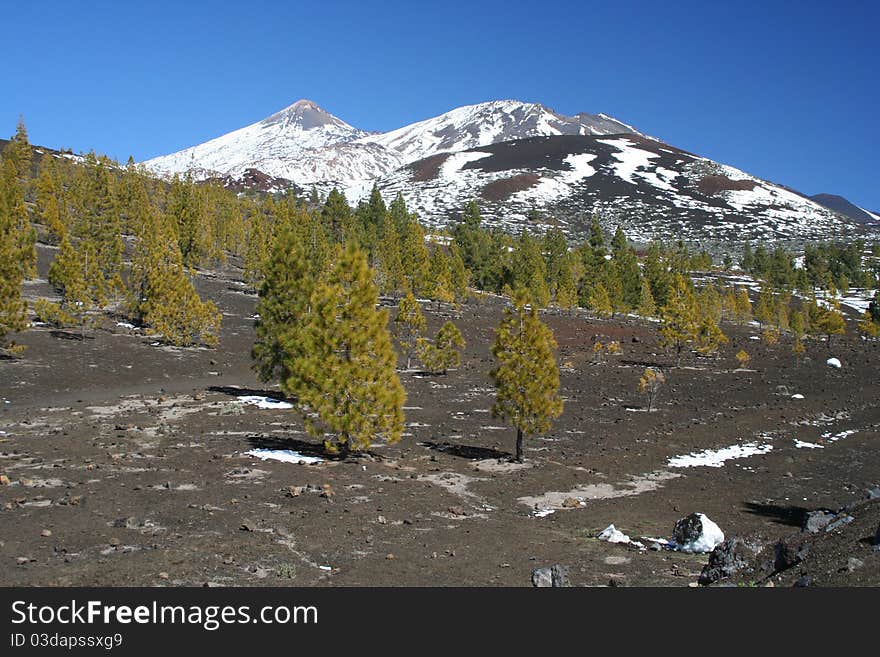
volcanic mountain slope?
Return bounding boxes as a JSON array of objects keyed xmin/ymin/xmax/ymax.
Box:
[
  {"xmin": 142, "ymin": 99, "xmax": 643, "ymax": 189},
  {"xmin": 374, "ymin": 134, "xmax": 870, "ymax": 246},
  {"xmin": 809, "ymin": 194, "xmax": 880, "ymax": 228},
  {"xmin": 143, "ymin": 99, "xmax": 404, "ymax": 185}
]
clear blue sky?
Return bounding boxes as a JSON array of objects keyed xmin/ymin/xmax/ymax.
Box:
[{"xmin": 3, "ymin": 0, "xmax": 878, "ymax": 209}]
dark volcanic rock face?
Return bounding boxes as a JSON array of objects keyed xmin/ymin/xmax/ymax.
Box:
[{"xmin": 810, "ymin": 193, "xmax": 880, "ymax": 227}]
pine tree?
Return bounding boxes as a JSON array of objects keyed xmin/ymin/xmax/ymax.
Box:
[
  {"xmin": 447, "ymin": 240, "xmax": 470, "ymax": 302},
  {"xmin": 285, "ymin": 244, "xmax": 405, "ymax": 457},
  {"xmin": 658, "ymin": 274, "xmax": 700, "ymax": 366},
  {"xmin": 542, "ymin": 227, "xmax": 568, "ymax": 294},
  {"xmin": 1, "ymin": 148, "xmax": 37, "ymax": 280},
  {"xmin": 251, "ymin": 218, "xmax": 319, "ymax": 383},
  {"xmin": 374, "ymin": 221, "xmax": 406, "ymax": 297},
  {"xmin": 638, "ymin": 367, "xmax": 665, "ymax": 412},
  {"xmin": 807, "ymin": 296, "xmax": 846, "ymax": 349},
  {"xmin": 393, "ymin": 292, "xmax": 426, "ymax": 369},
  {"xmin": 754, "ymin": 287, "xmax": 775, "ymax": 329},
  {"xmin": 695, "ymin": 314, "xmax": 728, "ymax": 355},
  {"xmin": 433, "ymin": 320, "xmax": 465, "ymax": 374},
  {"xmin": 321, "ymin": 188, "xmax": 355, "ymax": 244},
  {"xmin": 400, "ymin": 220, "xmax": 430, "ymax": 296},
  {"xmin": 734, "ymin": 288, "xmax": 752, "ymax": 325},
  {"xmin": 637, "ymin": 277, "xmax": 656, "ymax": 318},
  {"xmin": 611, "ymin": 226, "xmax": 642, "ymax": 308},
  {"xmin": 589, "ymin": 282, "xmax": 613, "ymax": 319},
  {"xmin": 0, "ymin": 134, "xmax": 38, "ymax": 353},
  {"xmin": 244, "ymin": 207, "xmax": 270, "ymax": 285},
  {"xmin": 490, "ymin": 292, "xmax": 563, "ymax": 462},
  {"xmin": 555, "ymin": 257, "xmax": 579, "ymax": 314},
  {"xmin": 0, "ymin": 170, "xmax": 28, "ymax": 353},
  {"xmin": 129, "ymin": 201, "xmax": 220, "ymax": 347},
  {"xmin": 427, "ymin": 241, "xmax": 455, "ymax": 309},
  {"xmin": 42, "ymin": 227, "xmax": 106, "ymax": 337},
  {"xmin": 35, "ymin": 155, "xmax": 67, "ymax": 240}
]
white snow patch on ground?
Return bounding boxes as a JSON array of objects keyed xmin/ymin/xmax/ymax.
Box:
[
  {"xmin": 667, "ymin": 442, "xmax": 773, "ymax": 468},
  {"xmin": 510, "ymin": 153, "xmax": 598, "ymax": 206},
  {"xmin": 822, "ymin": 429, "xmax": 858, "ymax": 443},
  {"xmin": 791, "ymin": 394, "xmax": 804, "ymax": 400},
  {"xmin": 597, "ymin": 524, "xmax": 645, "ymax": 549},
  {"xmin": 116, "ymin": 322, "xmax": 136, "ymax": 329},
  {"xmin": 531, "ymin": 509, "xmax": 555, "ymax": 518},
  {"xmin": 826, "ymin": 358, "xmax": 842, "ymax": 369},
  {"xmin": 794, "ymin": 440, "xmax": 824, "ymax": 449},
  {"xmin": 245, "ymin": 449, "xmax": 323, "ymax": 465},
  {"xmin": 236, "ymin": 396, "xmax": 293, "ymax": 410},
  {"xmin": 439, "ymin": 151, "xmax": 493, "ymax": 179}
]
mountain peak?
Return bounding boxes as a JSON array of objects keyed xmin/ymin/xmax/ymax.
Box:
[{"xmin": 261, "ymin": 99, "xmax": 350, "ymax": 131}]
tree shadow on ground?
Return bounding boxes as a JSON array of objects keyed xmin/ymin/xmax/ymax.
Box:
[
  {"xmin": 742, "ymin": 501, "xmax": 810, "ymax": 528},
  {"xmin": 620, "ymin": 359, "xmax": 668, "ymax": 369},
  {"xmin": 244, "ymin": 434, "xmax": 383, "ymax": 462},
  {"xmin": 245, "ymin": 434, "xmax": 327, "ymax": 459},
  {"xmin": 50, "ymin": 330, "xmax": 93, "ymax": 341},
  {"xmin": 420, "ymin": 440, "xmax": 510, "ymax": 461},
  {"xmin": 208, "ymin": 385, "xmax": 291, "ymax": 400}
]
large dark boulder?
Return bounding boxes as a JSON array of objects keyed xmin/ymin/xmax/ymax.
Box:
[{"xmin": 699, "ymin": 535, "xmax": 766, "ymax": 585}]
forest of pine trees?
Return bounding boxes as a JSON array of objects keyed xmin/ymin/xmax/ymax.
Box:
[{"xmin": 3, "ymin": 117, "xmax": 880, "ymax": 455}]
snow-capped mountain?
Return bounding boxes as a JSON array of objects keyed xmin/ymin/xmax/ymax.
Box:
[
  {"xmin": 373, "ymin": 134, "xmax": 869, "ymax": 247},
  {"xmin": 142, "ymin": 98, "xmax": 875, "ymax": 246},
  {"xmin": 360, "ymin": 100, "xmax": 643, "ymax": 164},
  {"xmin": 143, "ymin": 99, "xmax": 400, "ymax": 183},
  {"xmin": 142, "ymin": 99, "xmax": 642, "ymax": 188}
]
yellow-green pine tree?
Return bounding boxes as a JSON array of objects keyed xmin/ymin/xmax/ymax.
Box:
[
  {"xmin": 589, "ymin": 282, "xmax": 613, "ymax": 319},
  {"xmin": 287, "ymin": 244, "xmax": 405, "ymax": 457},
  {"xmin": 659, "ymin": 274, "xmax": 700, "ymax": 366},
  {"xmin": 490, "ymin": 292, "xmax": 563, "ymax": 462},
  {"xmin": 637, "ymin": 277, "xmax": 656, "ymax": 318},
  {"xmin": 393, "ymin": 292, "xmax": 426, "ymax": 369},
  {"xmin": 433, "ymin": 320, "xmax": 465, "ymax": 374},
  {"xmin": 252, "ymin": 216, "xmax": 319, "ymax": 383}
]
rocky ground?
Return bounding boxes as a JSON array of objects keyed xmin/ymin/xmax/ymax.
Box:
[{"xmin": 1, "ymin": 247, "xmax": 878, "ymax": 586}]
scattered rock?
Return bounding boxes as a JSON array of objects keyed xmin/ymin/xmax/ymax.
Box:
[
  {"xmin": 793, "ymin": 575, "xmax": 812, "ymax": 587},
  {"xmin": 866, "ymin": 488, "xmax": 880, "ymax": 500},
  {"xmin": 0, "ymin": 474, "xmax": 11, "ymax": 486},
  {"xmin": 158, "ymin": 572, "xmax": 169, "ymax": 580},
  {"xmin": 447, "ymin": 506, "xmax": 466, "ymax": 516},
  {"xmin": 562, "ymin": 497, "xmax": 581, "ymax": 508},
  {"xmin": 239, "ymin": 520, "xmax": 256, "ymax": 532},
  {"xmin": 377, "ymin": 515, "xmax": 387, "ymax": 524},
  {"xmin": 112, "ymin": 517, "xmax": 140, "ymax": 529},
  {"xmin": 385, "ymin": 553, "xmax": 395, "ymax": 560},
  {"xmin": 803, "ymin": 510, "xmax": 834, "ymax": 533},
  {"xmin": 109, "ymin": 537, "xmax": 121, "ymax": 547},
  {"xmin": 40, "ymin": 529, "xmax": 52, "ymax": 538},
  {"xmin": 699, "ymin": 535, "xmax": 766, "ymax": 585},
  {"xmin": 774, "ymin": 537, "xmax": 809, "ymax": 572},
  {"xmin": 825, "ymin": 514, "xmax": 854, "ymax": 532},
  {"xmin": 16, "ymin": 557, "xmax": 30, "ymax": 565},
  {"xmin": 844, "ymin": 558, "xmax": 863, "ymax": 573},
  {"xmin": 531, "ymin": 564, "xmax": 569, "ymax": 588}
]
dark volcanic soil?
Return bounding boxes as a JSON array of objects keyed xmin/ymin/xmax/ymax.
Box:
[{"xmin": 1, "ymin": 249, "xmax": 878, "ymax": 587}]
